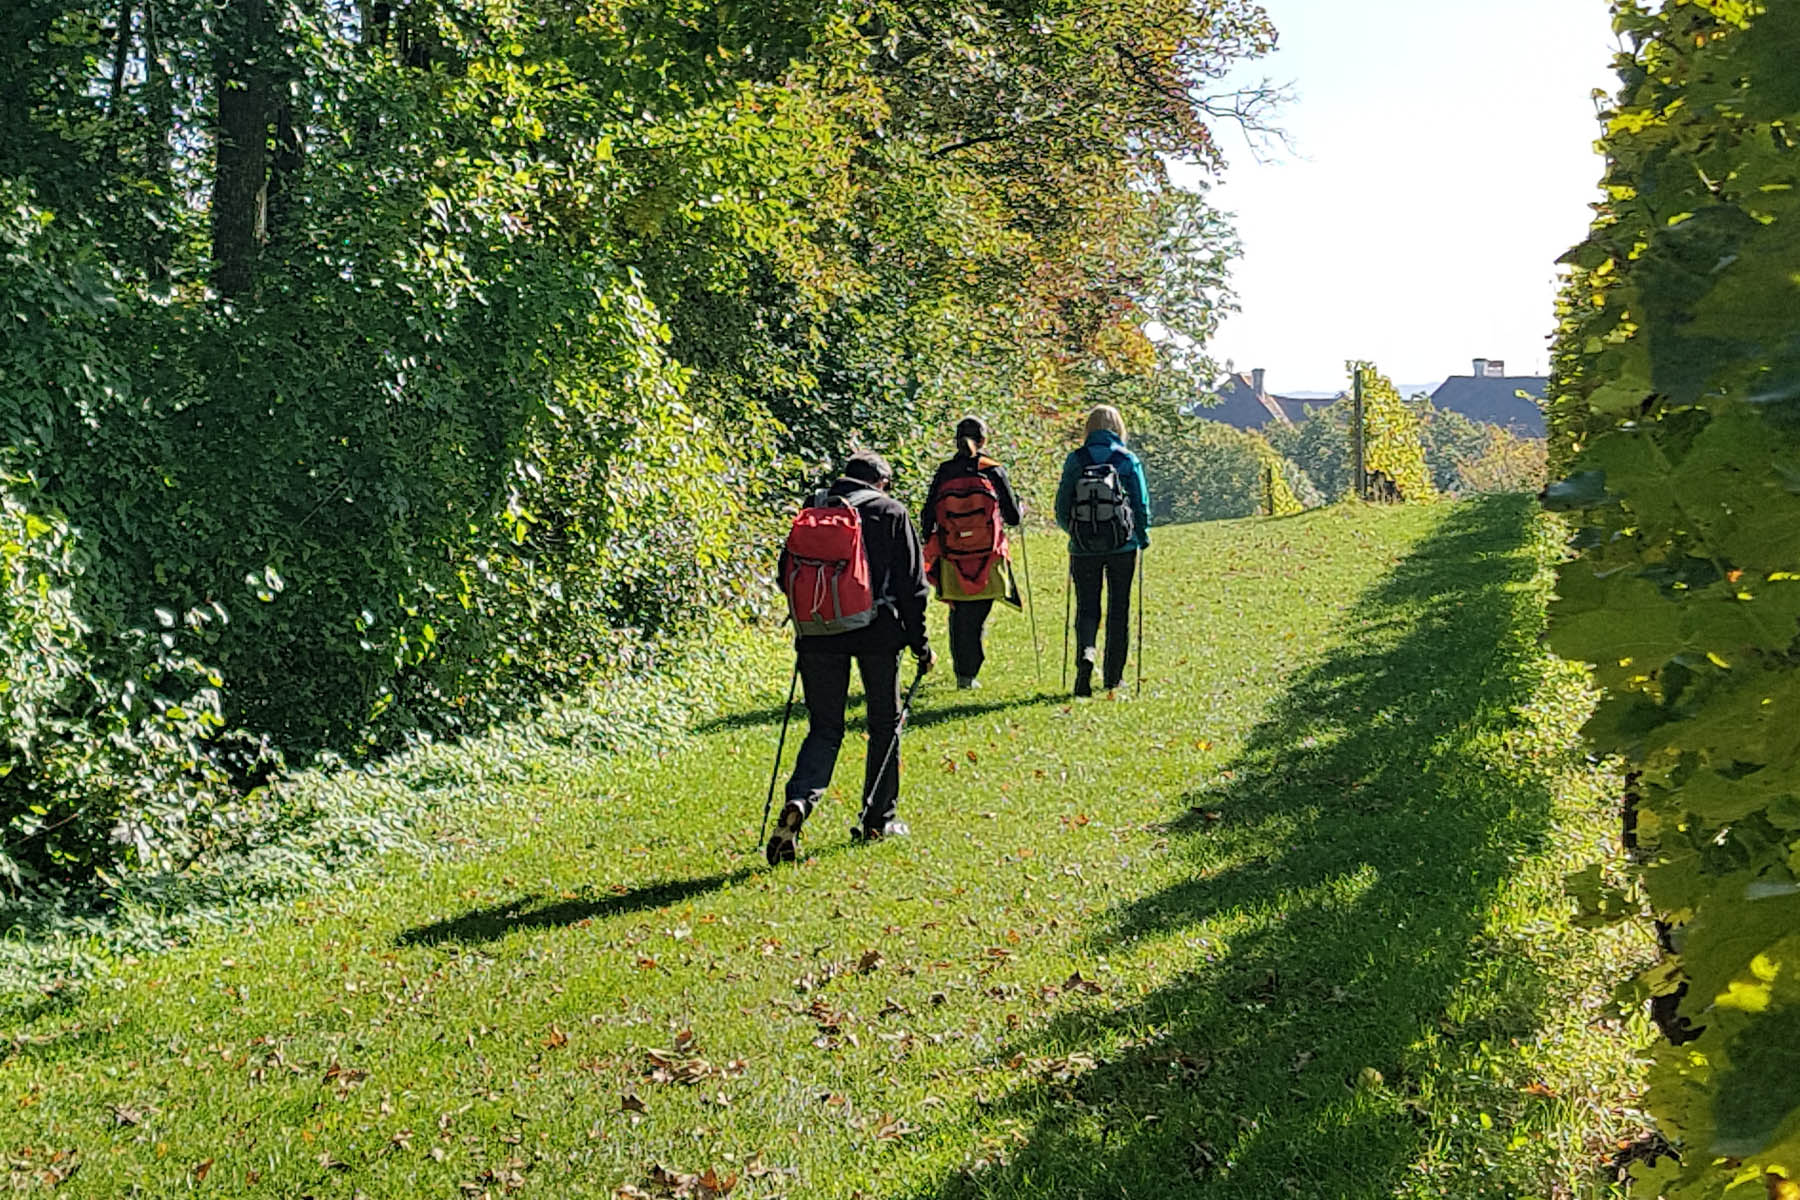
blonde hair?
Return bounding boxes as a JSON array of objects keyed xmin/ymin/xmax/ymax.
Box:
[{"xmin": 1084, "ymin": 405, "xmax": 1126, "ymax": 440}]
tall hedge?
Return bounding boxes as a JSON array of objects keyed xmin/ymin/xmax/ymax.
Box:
[
  {"xmin": 1351, "ymin": 362, "xmax": 1435, "ymax": 503},
  {"xmin": 0, "ymin": 0, "xmax": 1271, "ymax": 887},
  {"xmin": 1545, "ymin": 4, "xmax": 1800, "ymax": 1195}
]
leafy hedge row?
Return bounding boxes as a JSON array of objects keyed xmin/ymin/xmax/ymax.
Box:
[
  {"xmin": 2, "ymin": 0, "xmax": 1272, "ymax": 891},
  {"xmin": 1545, "ymin": 3, "xmax": 1800, "ymax": 1194}
]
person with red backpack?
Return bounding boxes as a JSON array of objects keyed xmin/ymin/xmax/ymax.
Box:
[
  {"xmin": 769, "ymin": 450, "xmax": 936, "ymax": 865},
  {"xmin": 1054, "ymin": 405, "xmax": 1152, "ymax": 697},
  {"xmin": 920, "ymin": 417, "xmax": 1024, "ymax": 690}
]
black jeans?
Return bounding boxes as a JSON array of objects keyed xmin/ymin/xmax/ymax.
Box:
[
  {"xmin": 1071, "ymin": 551, "xmax": 1137, "ymax": 688},
  {"xmin": 786, "ymin": 644, "xmax": 904, "ymax": 828},
  {"xmin": 947, "ymin": 599, "xmax": 995, "ymax": 680}
]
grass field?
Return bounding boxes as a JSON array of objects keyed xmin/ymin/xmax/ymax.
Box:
[{"xmin": 2, "ymin": 496, "xmax": 1653, "ymax": 1198}]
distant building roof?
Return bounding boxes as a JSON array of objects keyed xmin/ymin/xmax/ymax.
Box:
[
  {"xmin": 1191, "ymin": 371, "xmax": 1292, "ymax": 430},
  {"xmin": 1272, "ymin": 394, "xmax": 1339, "ymax": 426},
  {"xmin": 1430, "ymin": 375, "xmax": 1548, "ymax": 436}
]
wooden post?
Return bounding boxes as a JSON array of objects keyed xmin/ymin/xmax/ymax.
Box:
[{"xmin": 1351, "ymin": 366, "xmax": 1367, "ymax": 502}]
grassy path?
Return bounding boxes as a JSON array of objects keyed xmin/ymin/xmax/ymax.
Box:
[{"xmin": 3, "ymin": 497, "xmax": 1648, "ymax": 1198}]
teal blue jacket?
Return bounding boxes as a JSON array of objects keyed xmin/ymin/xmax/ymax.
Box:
[{"xmin": 1054, "ymin": 431, "xmax": 1152, "ymax": 555}]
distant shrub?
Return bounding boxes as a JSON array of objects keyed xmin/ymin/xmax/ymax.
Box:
[
  {"xmin": 1139, "ymin": 419, "xmax": 1316, "ymax": 523},
  {"xmin": 1455, "ymin": 428, "xmax": 1548, "ymax": 495}
]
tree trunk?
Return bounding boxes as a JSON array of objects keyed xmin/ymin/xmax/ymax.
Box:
[
  {"xmin": 266, "ymin": 90, "xmax": 305, "ymax": 246},
  {"xmin": 108, "ymin": 0, "xmax": 134, "ymax": 111},
  {"xmin": 142, "ymin": 0, "xmax": 176, "ymax": 283},
  {"xmin": 209, "ymin": 0, "xmax": 273, "ymax": 299}
]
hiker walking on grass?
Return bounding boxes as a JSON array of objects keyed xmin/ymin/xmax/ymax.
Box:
[
  {"xmin": 920, "ymin": 417, "xmax": 1025, "ymax": 690},
  {"xmin": 769, "ymin": 450, "xmax": 936, "ymax": 864},
  {"xmin": 1055, "ymin": 405, "xmax": 1151, "ymax": 697}
]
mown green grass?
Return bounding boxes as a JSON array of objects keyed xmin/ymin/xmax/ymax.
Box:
[{"xmin": 2, "ymin": 497, "xmax": 1651, "ymax": 1198}]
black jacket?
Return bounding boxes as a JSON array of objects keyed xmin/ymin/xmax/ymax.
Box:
[
  {"xmin": 782, "ymin": 478, "xmax": 932, "ymax": 655},
  {"xmin": 920, "ymin": 455, "xmax": 1024, "ymax": 544}
]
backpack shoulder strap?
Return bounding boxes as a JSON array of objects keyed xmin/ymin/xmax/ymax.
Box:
[{"xmin": 840, "ymin": 484, "xmax": 882, "ymax": 506}]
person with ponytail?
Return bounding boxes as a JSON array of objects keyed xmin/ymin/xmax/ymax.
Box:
[{"xmin": 919, "ymin": 417, "xmax": 1024, "ymax": 689}]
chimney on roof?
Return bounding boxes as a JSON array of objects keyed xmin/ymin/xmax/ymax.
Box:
[
  {"xmin": 1472, "ymin": 358, "xmax": 1488, "ymax": 377},
  {"xmin": 1252, "ymin": 368, "xmax": 1266, "ymax": 397},
  {"xmin": 1473, "ymin": 357, "xmax": 1505, "ymax": 378}
]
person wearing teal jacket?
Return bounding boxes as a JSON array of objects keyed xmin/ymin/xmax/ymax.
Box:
[{"xmin": 1054, "ymin": 405, "xmax": 1151, "ymax": 696}]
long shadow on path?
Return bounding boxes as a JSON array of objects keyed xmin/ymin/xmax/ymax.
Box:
[
  {"xmin": 396, "ymin": 870, "xmax": 756, "ymax": 946},
  {"xmin": 916, "ymin": 496, "xmax": 1573, "ymax": 1199},
  {"xmin": 695, "ymin": 691, "xmax": 1067, "ymax": 737}
]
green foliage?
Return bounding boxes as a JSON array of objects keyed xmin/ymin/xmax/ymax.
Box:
[
  {"xmin": 1455, "ymin": 427, "xmax": 1549, "ymax": 496},
  {"xmin": 1351, "ymin": 362, "xmax": 1437, "ymax": 503},
  {"xmin": 1545, "ymin": 3, "xmax": 1800, "ymax": 1194},
  {"xmin": 1267, "ymin": 397, "xmax": 1354, "ymax": 501},
  {"xmin": 0, "ymin": 0, "xmax": 1270, "ymax": 887},
  {"xmin": 0, "ymin": 469, "xmax": 250, "ymax": 889},
  {"xmin": 1138, "ymin": 417, "xmax": 1316, "ymax": 523},
  {"xmin": 1412, "ymin": 398, "xmax": 1492, "ymax": 494}
]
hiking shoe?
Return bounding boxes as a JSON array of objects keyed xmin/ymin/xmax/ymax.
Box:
[
  {"xmin": 853, "ymin": 818, "xmax": 911, "ymax": 841},
  {"xmin": 956, "ymin": 675, "xmax": 981, "ymax": 690},
  {"xmin": 765, "ymin": 801, "xmax": 805, "ymax": 866},
  {"xmin": 1073, "ymin": 663, "xmax": 1094, "ymax": 698}
]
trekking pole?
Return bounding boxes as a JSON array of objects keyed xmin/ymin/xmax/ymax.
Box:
[
  {"xmin": 859, "ymin": 662, "xmax": 928, "ymax": 830},
  {"xmin": 1136, "ymin": 549, "xmax": 1146, "ymax": 697},
  {"xmin": 1061, "ymin": 568, "xmax": 1072, "ymax": 691},
  {"xmin": 1017, "ymin": 529, "xmax": 1044, "ymax": 686},
  {"xmin": 758, "ymin": 662, "xmax": 802, "ymax": 851}
]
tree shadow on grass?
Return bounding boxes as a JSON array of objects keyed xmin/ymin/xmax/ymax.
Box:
[
  {"xmin": 915, "ymin": 496, "xmax": 1575, "ymax": 1199},
  {"xmin": 694, "ymin": 691, "xmax": 1066, "ymax": 736},
  {"xmin": 396, "ymin": 869, "xmax": 757, "ymax": 947}
]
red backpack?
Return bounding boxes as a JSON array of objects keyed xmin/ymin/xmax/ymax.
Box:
[
  {"xmin": 783, "ymin": 491, "xmax": 878, "ymax": 636},
  {"xmin": 930, "ymin": 460, "xmax": 1007, "ymax": 599}
]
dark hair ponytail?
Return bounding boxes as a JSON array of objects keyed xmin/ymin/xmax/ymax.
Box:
[{"xmin": 955, "ymin": 416, "xmax": 988, "ymax": 459}]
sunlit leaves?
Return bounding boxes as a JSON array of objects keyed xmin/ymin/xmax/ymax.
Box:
[{"xmin": 1546, "ymin": 3, "xmax": 1800, "ymax": 1194}]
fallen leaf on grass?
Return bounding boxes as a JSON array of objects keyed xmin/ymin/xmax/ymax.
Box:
[
  {"xmin": 643, "ymin": 1046, "xmax": 745, "ymax": 1087},
  {"xmin": 323, "ymin": 1061, "xmax": 368, "ymax": 1087},
  {"xmin": 627, "ymin": 1164, "xmax": 739, "ymax": 1199},
  {"xmin": 857, "ymin": 949, "xmax": 884, "ymax": 974},
  {"xmin": 192, "ymin": 1159, "xmax": 214, "ymax": 1182},
  {"xmin": 1063, "ymin": 972, "xmax": 1103, "ymax": 996},
  {"xmin": 545, "ymin": 1026, "xmax": 569, "ymax": 1049},
  {"xmin": 874, "ymin": 1114, "xmax": 916, "ymax": 1141},
  {"xmin": 621, "ymin": 1092, "xmax": 647, "ymax": 1114}
]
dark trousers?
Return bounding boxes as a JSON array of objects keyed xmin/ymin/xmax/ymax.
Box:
[
  {"xmin": 786, "ymin": 644, "xmax": 904, "ymax": 827},
  {"xmin": 1071, "ymin": 551, "xmax": 1137, "ymax": 688},
  {"xmin": 947, "ymin": 599, "xmax": 995, "ymax": 680}
]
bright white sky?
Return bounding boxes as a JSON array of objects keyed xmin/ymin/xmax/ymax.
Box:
[{"xmin": 1172, "ymin": 0, "xmax": 1620, "ymax": 394}]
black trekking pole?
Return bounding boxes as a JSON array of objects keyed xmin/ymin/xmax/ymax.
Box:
[
  {"xmin": 858, "ymin": 662, "xmax": 928, "ymax": 831},
  {"xmin": 1017, "ymin": 529, "xmax": 1044, "ymax": 686},
  {"xmin": 758, "ymin": 662, "xmax": 802, "ymax": 851},
  {"xmin": 1061, "ymin": 568, "xmax": 1072, "ymax": 691},
  {"xmin": 1135, "ymin": 549, "xmax": 1146, "ymax": 697}
]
